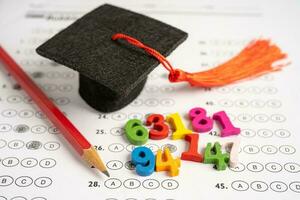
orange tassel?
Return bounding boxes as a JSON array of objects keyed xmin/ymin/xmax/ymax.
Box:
[
  {"xmin": 112, "ymin": 34, "xmax": 288, "ymax": 88},
  {"xmin": 169, "ymin": 40, "xmax": 288, "ymax": 87}
]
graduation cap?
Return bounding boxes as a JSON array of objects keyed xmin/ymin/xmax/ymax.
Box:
[
  {"xmin": 37, "ymin": 4, "xmax": 288, "ymax": 113},
  {"xmin": 36, "ymin": 4, "xmax": 188, "ymax": 112}
]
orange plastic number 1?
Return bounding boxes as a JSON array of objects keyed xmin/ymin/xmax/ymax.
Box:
[
  {"xmin": 167, "ymin": 113, "xmax": 192, "ymax": 140},
  {"xmin": 156, "ymin": 147, "xmax": 181, "ymax": 177}
]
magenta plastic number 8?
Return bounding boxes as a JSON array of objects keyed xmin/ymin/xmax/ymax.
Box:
[{"xmin": 189, "ymin": 107, "xmax": 213, "ymax": 133}]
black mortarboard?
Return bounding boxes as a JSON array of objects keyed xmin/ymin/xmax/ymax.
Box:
[{"xmin": 36, "ymin": 4, "xmax": 187, "ymax": 112}]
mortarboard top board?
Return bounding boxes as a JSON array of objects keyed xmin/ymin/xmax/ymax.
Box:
[{"xmin": 36, "ymin": 4, "xmax": 188, "ymax": 112}]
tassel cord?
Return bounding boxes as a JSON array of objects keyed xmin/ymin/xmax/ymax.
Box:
[{"xmin": 112, "ymin": 33, "xmax": 288, "ymax": 88}]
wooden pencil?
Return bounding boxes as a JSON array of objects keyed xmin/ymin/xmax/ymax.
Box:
[{"xmin": 0, "ymin": 46, "xmax": 109, "ymax": 177}]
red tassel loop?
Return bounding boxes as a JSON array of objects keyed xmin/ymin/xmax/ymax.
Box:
[
  {"xmin": 112, "ymin": 33, "xmax": 178, "ymax": 80},
  {"xmin": 112, "ymin": 33, "xmax": 288, "ymax": 88}
]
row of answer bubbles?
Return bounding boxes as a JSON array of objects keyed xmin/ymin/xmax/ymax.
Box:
[
  {"xmin": 242, "ymin": 144, "xmax": 296, "ymax": 155},
  {"xmin": 0, "ymin": 157, "xmax": 56, "ymax": 168},
  {"xmin": 7, "ymin": 83, "xmax": 73, "ymax": 93},
  {"xmin": 218, "ymin": 99, "xmax": 281, "ymax": 108},
  {"xmin": 0, "ymin": 175, "xmax": 52, "ymax": 188},
  {"xmin": 241, "ymin": 129, "xmax": 291, "ymax": 138},
  {"xmin": 130, "ymin": 98, "xmax": 175, "ymax": 107},
  {"xmin": 0, "ymin": 124, "xmax": 59, "ymax": 134},
  {"xmin": 0, "ymin": 139, "xmax": 60, "ymax": 151},
  {"xmin": 216, "ymin": 86, "xmax": 277, "ymax": 94},
  {"xmin": 231, "ymin": 180, "xmax": 300, "ymax": 193},
  {"xmin": 230, "ymin": 162, "xmax": 300, "ymax": 173},
  {"xmin": 235, "ymin": 113, "xmax": 286, "ymax": 123},
  {"xmin": 100, "ymin": 178, "xmax": 178, "ymax": 190},
  {"xmin": 5, "ymin": 96, "xmax": 70, "ymax": 105}
]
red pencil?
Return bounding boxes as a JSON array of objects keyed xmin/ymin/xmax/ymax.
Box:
[{"xmin": 0, "ymin": 46, "xmax": 109, "ymax": 177}]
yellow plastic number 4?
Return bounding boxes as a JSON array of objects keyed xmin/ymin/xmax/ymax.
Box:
[
  {"xmin": 167, "ymin": 113, "xmax": 192, "ymax": 140},
  {"xmin": 156, "ymin": 147, "xmax": 181, "ymax": 177}
]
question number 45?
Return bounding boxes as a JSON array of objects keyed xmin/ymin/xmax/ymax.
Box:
[{"xmin": 215, "ymin": 183, "xmax": 228, "ymax": 189}]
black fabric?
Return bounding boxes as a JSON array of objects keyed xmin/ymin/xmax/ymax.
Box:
[
  {"xmin": 36, "ymin": 4, "xmax": 188, "ymax": 112},
  {"xmin": 79, "ymin": 74, "xmax": 147, "ymax": 112}
]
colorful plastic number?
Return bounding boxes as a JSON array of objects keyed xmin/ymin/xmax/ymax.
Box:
[
  {"xmin": 181, "ymin": 134, "xmax": 203, "ymax": 162},
  {"xmin": 213, "ymin": 111, "xmax": 240, "ymax": 137},
  {"xmin": 166, "ymin": 113, "xmax": 192, "ymax": 140},
  {"xmin": 125, "ymin": 119, "xmax": 149, "ymax": 145},
  {"xmin": 131, "ymin": 146, "xmax": 155, "ymax": 176},
  {"xmin": 204, "ymin": 142, "xmax": 229, "ymax": 170},
  {"xmin": 146, "ymin": 114, "xmax": 169, "ymax": 140},
  {"xmin": 156, "ymin": 147, "xmax": 181, "ymax": 177},
  {"xmin": 189, "ymin": 107, "xmax": 213, "ymax": 133},
  {"xmin": 222, "ymin": 137, "xmax": 240, "ymax": 168}
]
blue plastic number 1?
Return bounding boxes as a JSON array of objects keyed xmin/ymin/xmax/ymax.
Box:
[{"xmin": 131, "ymin": 146, "xmax": 155, "ymax": 176}]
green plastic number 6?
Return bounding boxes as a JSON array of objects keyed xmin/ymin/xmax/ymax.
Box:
[{"xmin": 125, "ymin": 119, "xmax": 149, "ymax": 145}]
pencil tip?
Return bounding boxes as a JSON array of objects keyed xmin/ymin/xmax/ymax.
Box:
[
  {"xmin": 103, "ymin": 170, "xmax": 110, "ymax": 177},
  {"xmin": 82, "ymin": 147, "xmax": 109, "ymax": 177}
]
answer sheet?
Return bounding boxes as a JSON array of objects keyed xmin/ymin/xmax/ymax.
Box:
[{"xmin": 0, "ymin": 0, "xmax": 300, "ymax": 199}]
